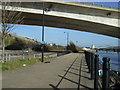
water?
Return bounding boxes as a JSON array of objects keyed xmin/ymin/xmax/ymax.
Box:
[{"xmin": 96, "ymin": 51, "xmax": 120, "ymax": 72}]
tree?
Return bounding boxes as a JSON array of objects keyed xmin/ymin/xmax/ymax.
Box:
[
  {"xmin": 67, "ymin": 41, "xmax": 78, "ymax": 53},
  {"xmin": 1, "ymin": 2, "xmax": 24, "ymax": 62}
]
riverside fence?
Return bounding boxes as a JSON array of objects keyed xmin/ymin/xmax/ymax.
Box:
[
  {"xmin": 0, "ymin": 51, "xmax": 69, "ymax": 61},
  {"xmin": 84, "ymin": 51, "xmax": 120, "ymax": 89},
  {"xmin": 0, "ymin": 53, "xmax": 58, "ymax": 61}
]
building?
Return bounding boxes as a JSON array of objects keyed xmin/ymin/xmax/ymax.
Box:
[{"xmin": 91, "ymin": 45, "xmax": 95, "ymax": 49}]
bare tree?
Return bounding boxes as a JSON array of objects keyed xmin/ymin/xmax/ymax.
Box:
[{"xmin": 0, "ymin": 1, "xmax": 24, "ymax": 62}]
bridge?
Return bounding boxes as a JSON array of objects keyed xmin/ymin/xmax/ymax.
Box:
[
  {"xmin": 1, "ymin": 1, "xmax": 120, "ymax": 89},
  {"xmin": 0, "ymin": 0, "xmax": 120, "ymax": 38}
]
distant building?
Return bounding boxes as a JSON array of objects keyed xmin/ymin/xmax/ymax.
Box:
[
  {"xmin": 50, "ymin": 44, "xmax": 53, "ymax": 46},
  {"xmin": 91, "ymin": 45, "xmax": 95, "ymax": 49}
]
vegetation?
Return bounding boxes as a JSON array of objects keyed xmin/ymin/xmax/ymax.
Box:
[
  {"xmin": 67, "ymin": 42, "xmax": 78, "ymax": 53},
  {"xmin": 2, "ymin": 33, "xmax": 65, "ymax": 51},
  {"xmin": 76, "ymin": 46, "xmax": 84, "ymax": 51},
  {"xmin": 5, "ymin": 37, "xmax": 28, "ymax": 50},
  {"xmin": 1, "ymin": 56, "xmax": 55, "ymax": 71},
  {"xmin": 1, "ymin": 2, "xmax": 24, "ymax": 61},
  {"xmin": 45, "ymin": 44, "xmax": 65, "ymax": 51}
]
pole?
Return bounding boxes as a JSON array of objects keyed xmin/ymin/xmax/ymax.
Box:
[
  {"xmin": 64, "ymin": 32, "xmax": 69, "ymax": 51},
  {"xmin": 67, "ymin": 32, "xmax": 69, "ymax": 51},
  {"xmin": 102, "ymin": 57, "xmax": 110, "ymax": 90},
  {"xmin": 23, "ymin": 54, "xmax": 25, "ymax": 59},
  {"xmin": 8, "ymin": 54, "xmax": 10, "ymax": 61},
  {"xmin": 5, "ymin": 54, "xmax": 7, "ymax": 62},
  {"xmin": 91, "ymin": 53, "xmax": 94, "ymax": 80},
  {"xmin": 94, "ymin": 54, "xmax": 99, "ymax": 90},
  {"xmin": 67, "ymin": 33, "xmax": 69, "ymax": 46},
  {"xmin": 89, "ymin": 52, "xmax": 91, "ymax": 73},
  {"xmin": 41, "ymin": 2, "xmax": 45, "ymax": 62}
]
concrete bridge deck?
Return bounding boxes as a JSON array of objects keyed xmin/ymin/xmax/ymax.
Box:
[
  {"xmin": 0, "ymin": 1, "xmax": 119, "ymax": 38},
  {"xmin": 2, "ymin": 53, "xmax": 94, "ymax": 89}
]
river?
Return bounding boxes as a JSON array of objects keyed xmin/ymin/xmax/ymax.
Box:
[{"xmin": 96, "ymin": 51, "xmax": 120, "ymax": 72}]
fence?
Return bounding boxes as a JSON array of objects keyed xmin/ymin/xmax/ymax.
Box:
[
  {"xmin": 0, "ymin": 52, "xmax": 69, "ymax": 61},
  {"xmin": 84, "ymin": 51, "xmax": 120, "ymax": 89},
  {"xmin": 0, "ymin": 53, "xmax": 58, "ymax": 61}
]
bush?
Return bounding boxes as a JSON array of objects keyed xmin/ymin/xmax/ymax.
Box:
[{"xmin": 67, "ymin": 42, "xmax": 78, "ymax": 53}]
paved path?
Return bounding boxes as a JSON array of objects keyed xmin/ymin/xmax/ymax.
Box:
[{"xmin": 2, "ymin": 53, "xmax": 94, "ymax": 89}]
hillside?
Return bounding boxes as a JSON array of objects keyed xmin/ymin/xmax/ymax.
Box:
[
  {"xmin": 6, "ymin": 34, "xmax": 41, "ymax": 50},
  {"xmin": 0, "ymin": 31, "xmax": 65, "ymax": 51},
  {"xmin": 0, "ymin": 31, "xmax": 40, "ymax": 50}
]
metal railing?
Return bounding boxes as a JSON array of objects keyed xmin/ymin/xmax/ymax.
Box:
[
  {"xmin": 0, "ymin": 53, "xmax": 58, "ymax": 61},
  {"xmin": 0, "ymin": 52, "xmax": 69, "ymax": 61},
  {"xmin": 84, "ymin": 51, "xmax": 120, "ymax": 89}
]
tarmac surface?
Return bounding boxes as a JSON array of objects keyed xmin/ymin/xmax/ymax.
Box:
[{"xmin": 2, "ymin": 53, "xmax": 94, "ymax": 89}]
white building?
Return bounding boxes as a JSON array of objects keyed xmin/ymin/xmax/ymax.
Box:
[
  {"xmin": 91, "ymin": 45, "xmax": 95, "ymax": 49},
  {"xmin": 50, "ymin": 44, "xmax": 53, "ymax": 46}
]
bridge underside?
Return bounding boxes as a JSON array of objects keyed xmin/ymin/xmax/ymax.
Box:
[
  {"xmin": 21, "ymin": 12, "xmax": 119, "ymax": 38},
  {"xmin": 1, "ymin": 1, "xmax": 119, "ymax": 38}
]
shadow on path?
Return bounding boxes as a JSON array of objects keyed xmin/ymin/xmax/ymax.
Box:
[{"xmin": 49, "ymin": 54, "xmax": 93, "ymax": 90}]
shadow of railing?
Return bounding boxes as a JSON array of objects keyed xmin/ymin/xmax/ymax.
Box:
[{"xmin": 49, "ymin": 54, "xmax": 93, "ymax": 90}]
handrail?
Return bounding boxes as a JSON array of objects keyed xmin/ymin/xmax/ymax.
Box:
[{"xmin": 84, "ymin": 50, "xmax": 120, "ymax": 89}]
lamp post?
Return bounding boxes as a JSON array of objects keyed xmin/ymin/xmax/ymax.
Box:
[
  {"xmin": 41, "ymin": 2, "xmax": 52, "ymax": 62},
  {"xmin": 41, "ymin": 2, "xmax": 45, "ymax": 63},
  {"xmin": 76, "ymin": 41, "xmax": 78, "ymax": 46},
  {"xmin": 64, "ymin": 32, "xmax": 69, "ymax": 51}
]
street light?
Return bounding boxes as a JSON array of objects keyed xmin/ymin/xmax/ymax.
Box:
[
  {"xmin": 64, "ymin": 32, "xmax": 69, "ymax": 51},
  {"xmin": 41, "ymin": 2, "xmax": 52, "ymax": 62},
  {"xmin": 76, "ymin": 41, "xmax": 78, "ymax": 46}
]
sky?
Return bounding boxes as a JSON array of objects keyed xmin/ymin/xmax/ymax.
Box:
[
  {"xmin": 11, "ymin": 24, "xmax": 119, "ymax": 48},
  {"xmin": 64, "ymin": 0, "xmax": 120, "ymax": 2},
  {"xmin": 3, "ymin": 2, "xmax": 120, "ymax": 48}
]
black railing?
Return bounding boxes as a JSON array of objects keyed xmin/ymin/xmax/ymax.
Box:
[
  {"xmin": 94, "ymin": 54, "xmax": 99, "ymax": 90},
  {"xmin": 84, "ymin": 51, "xmax": 120, "ymax": 89}
]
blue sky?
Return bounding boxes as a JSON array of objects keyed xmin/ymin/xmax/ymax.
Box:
[
  {"xmin": 64, "ymin": 0, "xmax": 120, "ymax": 2},
  {"xmin": 11, "ymin": 24, "xmax": 118, "ymax": 48}
]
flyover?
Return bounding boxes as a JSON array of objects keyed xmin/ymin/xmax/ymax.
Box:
[{"xmin": 0, "ymin": 0, "xmax": 120, "ymax": 38}]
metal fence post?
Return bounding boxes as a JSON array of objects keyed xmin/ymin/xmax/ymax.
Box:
[
  {"xmin": 33, "ymin": 54, "xmax": 35, "ymax": 58},
  {"xmin": 94, "ymin": 54, "xmax": 99, "ymax": 90},
  {"xmin": 88, "ymin": 52, "xmax": 91, "ymax": 73},
  {"xmin": 91, "ymin": 53, "xmax": 94, "ymax": 80},
  {"xmin": 5, "ymin": 54, "xmax": 7, "ymax": 61},
  {"xmin": 102, "ymin": 57, "xmax": 110, "ymax": 90},
  {"xmin": 8, "ymin": 54, "xmax": 10, "ymax": 61},
  {"xmin": 23, "ymin": 54, "xmax": 25, "ymax": 59}
]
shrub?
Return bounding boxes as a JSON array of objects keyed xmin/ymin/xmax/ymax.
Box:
[{"xmin": 67, "ymin": 42, "xmax": 78, "ymax": 53}]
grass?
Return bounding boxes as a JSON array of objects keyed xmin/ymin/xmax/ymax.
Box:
[{"xmin": 1, "ymin": 56, "xmax": 55, "ymax": 71}]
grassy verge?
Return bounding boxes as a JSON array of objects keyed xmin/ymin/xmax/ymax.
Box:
[{"xmin": 1, "ymin": 56, "xmax": 55, "ymax": 71}]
